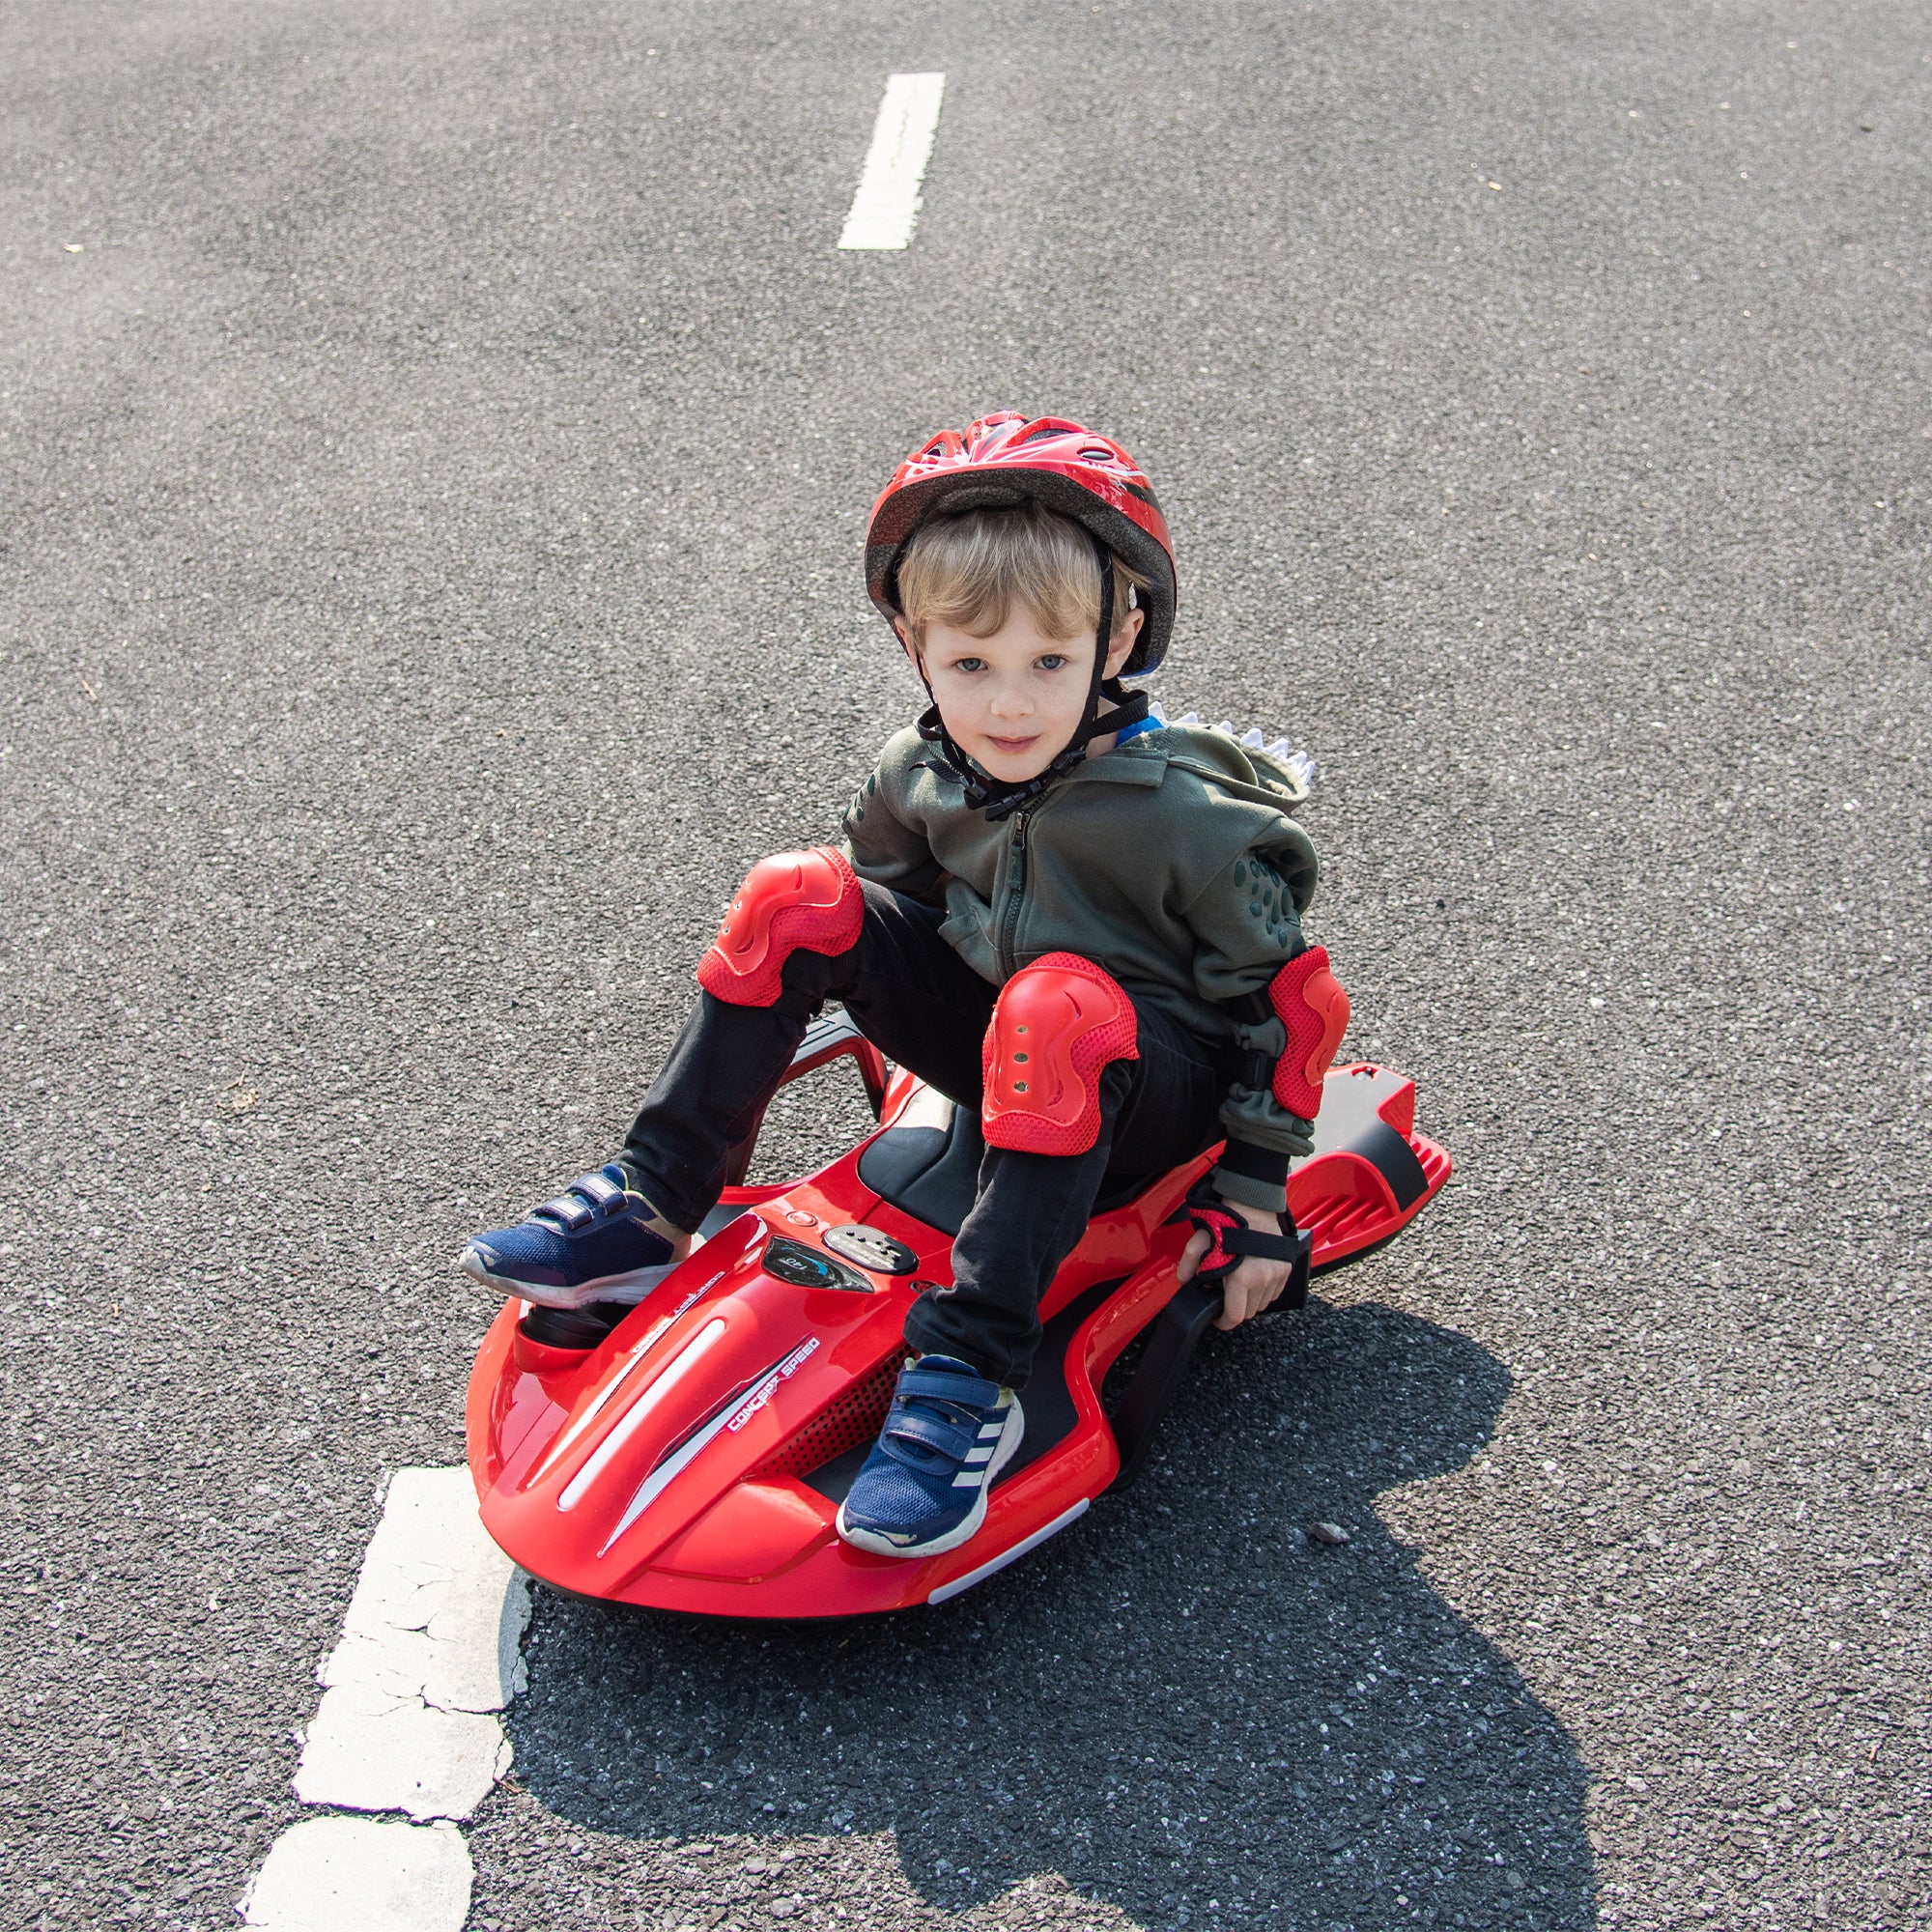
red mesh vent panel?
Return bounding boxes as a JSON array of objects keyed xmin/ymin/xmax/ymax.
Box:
[{"xmin": 755, "ymin": 1350, "xmax": 911, "ymax": 1481}]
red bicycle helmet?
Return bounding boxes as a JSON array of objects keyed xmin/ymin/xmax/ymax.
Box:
[{"xmin": 865, "ymin": 412, "xmax": 1178, "ymax": 677}]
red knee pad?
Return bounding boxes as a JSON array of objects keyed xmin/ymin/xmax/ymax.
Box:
[
  {"xmin": 981, "ymin": 952, "xmax": 1139, "ymax": 1156},
  {"xmin": 1267, "ymin": 945, "xmax": 1350, "ymax": 1119},
  {"xmin": 695, "ymin": 846, "xmax": 865, "ymax": 1008}
]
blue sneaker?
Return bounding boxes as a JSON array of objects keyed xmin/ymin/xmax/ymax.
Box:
[
  {"xmin": 458, "ymin": 1165, "xmax": 690, "ymax": 1309},
  {"xmin": 836, "ymin": 1356, "xmax": 1025, "ymax": 1558}
]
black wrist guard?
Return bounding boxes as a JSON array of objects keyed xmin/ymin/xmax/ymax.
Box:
[{"xmin": 1183, "ymin": 1178, "xmax": 1306, "ymax": 1286}]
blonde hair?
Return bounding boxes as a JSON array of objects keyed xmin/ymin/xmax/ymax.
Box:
[{"xmin": 896, "ymin": 503, "xmax": 1149, "ymax": 646}]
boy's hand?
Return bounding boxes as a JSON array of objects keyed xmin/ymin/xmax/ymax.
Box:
[{"xmin": 1178, "ymin": 1198, "xmax": 1297, "ymax": 1330}]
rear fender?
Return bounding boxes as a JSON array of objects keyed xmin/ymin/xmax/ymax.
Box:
[{"xmin": 1291, "ymin": 1063, "xmax": 1453, "ymax": 1268}]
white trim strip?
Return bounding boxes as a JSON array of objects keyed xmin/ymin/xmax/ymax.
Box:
[
  {"xmin": 926, "ymin": 1497, "xmax": 1091, "ymax": 1605},
  {"xmin": 838, "ymin": 73, "xmax": 946, "ymax": 251},
  {"xmin": 556, "ymin": 1318, "xmax": 727, "ymax": 1512},
  {"xmin": 598, "ymin": 1377, "xmax": 771, "ymax": 1556},
  {"xmin": 528, "ymin": 1316, "xmax": 672, "ymax": 1485},
  {"xmin": 524, "ymin": 1268, "xmax": 726, "ymax": 1486}
]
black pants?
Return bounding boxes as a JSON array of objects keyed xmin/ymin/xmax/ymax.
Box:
[{"xmin": 621, "ymin": 881, "xmax": 1226, "ymax": 1387}]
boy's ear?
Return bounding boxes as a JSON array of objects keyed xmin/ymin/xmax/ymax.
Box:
[
  {"xmin": 893, "ymin": 617, "xmax": 921, "ymax": 668},
  {"xmin": 1102, "ymin": 606, "xmax": 1145, "ymax": 679}
]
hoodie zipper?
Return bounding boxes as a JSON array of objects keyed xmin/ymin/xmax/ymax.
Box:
[{"xmin": 995, "ymin": 810, "xmax": 1032, "ymax": 980}]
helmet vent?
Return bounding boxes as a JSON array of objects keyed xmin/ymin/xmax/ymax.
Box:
[{"xmin": 867, "ymin": 410, "xmax": 1177, "ymax": 679}]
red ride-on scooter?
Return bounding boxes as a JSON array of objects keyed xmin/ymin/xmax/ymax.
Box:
[{"xmin": 466, "ymin": 1015, "xmax": 1451, "ymax": 1617}]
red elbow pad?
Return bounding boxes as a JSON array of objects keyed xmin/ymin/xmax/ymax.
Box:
[
  {"xmin": 981, "ymin": 952, "xmax": 1139, "ymax": 1156},
  {"xmin": 1267, "ymin": 945, "xmax": 1350, "ymax": 1119},
  {"xmin": 696, "ymin": 846, "xmax": 865, "ymax": 1008}
]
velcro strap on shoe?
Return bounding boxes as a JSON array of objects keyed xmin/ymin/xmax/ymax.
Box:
[
  {"xmin": 569, "ymin": 1171, "xmax": 627, "ymax": 1212},
  {"xmin": 532, "ymin": 1170, "xmax": 626, "ymax": 1233},
  {"xmin": 896, "ymin": 1366, "xmax": 1001, "ymax": 1409},
  {"xmin": 533, "ymin": 1191, "xmax": 596, "ymax": 1234},
  {"xmin": 881, "ymin": 1407, "xmax": 981, "ymax": 1463}
]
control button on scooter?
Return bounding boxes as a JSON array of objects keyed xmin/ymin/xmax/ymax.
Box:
[
  {"xmin": 822, "ymin": 1224, "xmax": 919, "ymax": 1276},
  {"xmin": 761, "ymin": 1235, "xmax": 874, "ymax": 1293}
]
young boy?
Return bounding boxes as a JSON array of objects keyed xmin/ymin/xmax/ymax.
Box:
[{"xmin": 459, "ymin": 412, "xmax": 1347, "ymax": 1559}]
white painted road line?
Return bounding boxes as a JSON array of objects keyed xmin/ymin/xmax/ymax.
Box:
[
  {"xmin": 242, "ymin": 1467, "xmax": 530, "ymax": 1930},
  {"xmin": 838, "ymin": 73, "xmax": 946, "ymax": 250},
  {"xmin": 297, "ymin": 1466, "xmax": 526, "ymax": 1819},
  {"xmin": 242, "ymin": 1816, "xmax": 472, "ymax": 1932}
]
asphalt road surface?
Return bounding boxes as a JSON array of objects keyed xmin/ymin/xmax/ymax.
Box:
[{"xmin": 3, "ymin": 1, "xmax": 1927, "ymax": 1927}]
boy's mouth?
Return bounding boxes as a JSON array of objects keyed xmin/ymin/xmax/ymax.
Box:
[{"xmin": 984, "ymin": 734, "xmax": 1038, "ymax": 754}]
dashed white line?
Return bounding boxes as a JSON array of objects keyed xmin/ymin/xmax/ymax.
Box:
[
  {"xmin": 838, "ymin": 73, "xmax": 947, "ymax": 251},
  {"xmin": 242, "ymin": 1467, "xmax": 529, "ymax": 1931},
  {"xmin": 243, "ymin": 1816, "xmax": 472, "ymax": 1932}
]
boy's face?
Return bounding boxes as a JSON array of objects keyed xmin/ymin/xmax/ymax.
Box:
[{"xmin": 901, "ymin": 606, "xmax": 1142, "ymax": 784}]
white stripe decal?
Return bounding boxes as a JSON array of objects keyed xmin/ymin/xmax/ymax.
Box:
[
  {"xmin": 598, "ymin": 1338, "xmax": 821, "ymax": 1556},
  {"xmin": 926, "ymin": 1498, "xmax": 1091, "ymax": 1605},
  {"xmin": 529, "ymin": 1317, "xmax": 671, "ymax": 1485},
  {"xmin": 598, "ymin": 1385, "xmax": 763, "ymax": 1556},
  {"xmin": 556, "ymin": 1318, "xmax": 727, "ymax": 1512},
  {"xmin": 529, "ymin": 1272, "xmax": 726, "ymax": 1485},
  {"xmin": 838, "ymin": 73, "xmax": 946, "ymax": 251}
]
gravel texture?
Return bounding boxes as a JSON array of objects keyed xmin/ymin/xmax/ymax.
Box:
[{"xmin": 1, "ymin": 0, "xmax": 1927, "ymax": 1929}]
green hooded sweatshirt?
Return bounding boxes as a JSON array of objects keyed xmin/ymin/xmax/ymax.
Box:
[{"xmin": 838, "ymin": 719, "xmax": 1321, "ymax": 1214}]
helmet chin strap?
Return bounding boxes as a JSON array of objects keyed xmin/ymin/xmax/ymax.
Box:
[{"xmin": 916, "ymin": 532, "xmax": 1151, "ymax": 822}]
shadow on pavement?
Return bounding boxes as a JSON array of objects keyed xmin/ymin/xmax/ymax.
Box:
[{"xmin": 504, "ymin": 1298, "xmax": 1596, "ymax": 1930}]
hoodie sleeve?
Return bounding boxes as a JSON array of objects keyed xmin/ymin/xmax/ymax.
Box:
[
  {"xmin": 1180, "ymin": 824, "xmax": 1322, "ymax": 1215},
  {"xmin": 838, "ymin": 743, "xmax": 948, "ymax": 904}
]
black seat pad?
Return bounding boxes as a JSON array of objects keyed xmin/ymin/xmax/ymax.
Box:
[{"xmin": 857, "ymin": 1098, "xmax": 1155, "ymax": 1237}]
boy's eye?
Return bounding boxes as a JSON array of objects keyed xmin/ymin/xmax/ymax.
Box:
[
  {"xmin": 1036, "ymin": 654, "xmax": 1068, "ymax": 671},
  {"xmin": 952, "ymin": 657, "xmax": 984, "ymax": 674}
]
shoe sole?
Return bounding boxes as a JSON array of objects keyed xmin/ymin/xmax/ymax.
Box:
[
  {"xmin": 455, "ymin": 1245, "xmax": 684, "ymax": 1312},
  {"xmin": 835, "ymin": 1397, "xmax": 1027, "ymax": 1561}
]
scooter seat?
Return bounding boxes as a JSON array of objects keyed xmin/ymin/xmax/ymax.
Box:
[{"xmin": 857, "ymin": 1094, "xmax": 1156, "ymax": 1236}]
